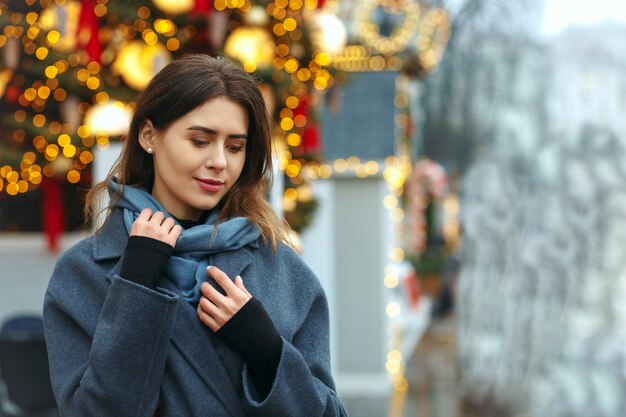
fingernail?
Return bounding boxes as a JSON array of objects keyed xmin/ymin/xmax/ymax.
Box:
[
  {"xmin": 235, "ymin": 275, "xmax": 243, "ymax": 284},
  {"xmin": 206, "ymin": 265, "xmax": 212, "ymax": 271}
]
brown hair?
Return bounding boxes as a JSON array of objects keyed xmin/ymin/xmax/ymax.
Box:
[{"xmin": 85, "ymin": 54, "xmax": 291, "ymax": 250}]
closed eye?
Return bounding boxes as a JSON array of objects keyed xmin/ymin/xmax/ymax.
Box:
[
  {"xmin": 227, "ymin": 145, "xmax": 244, "ymax": 153},
  {"xmin": 191, "ymin": 138, "xmax": 209, "ymax": 147}
]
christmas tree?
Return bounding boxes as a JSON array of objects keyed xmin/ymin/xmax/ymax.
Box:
[{"xmin": 0, "ymin": 0, "xmax": 336, "ymax": 249}]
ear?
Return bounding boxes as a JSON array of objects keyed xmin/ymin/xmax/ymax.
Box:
[{"xmin": 138, "ymin": 119, "xmax": 156, "ymax": 152}]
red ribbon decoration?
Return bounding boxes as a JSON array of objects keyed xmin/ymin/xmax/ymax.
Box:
[
  {"xmin": 294, "ymin": 96, "xmax": 323, "ymax": 155},
  {"xmin": 76, "ymin": 0, "xmax": 101, "ymax": 63},
  {"xmin": 193, "ymin": 0, "xmax": 212, "ymax": 15},
  {"xmin": 41, "ymin": 177, "xmax": 65, "ymax": 253}
]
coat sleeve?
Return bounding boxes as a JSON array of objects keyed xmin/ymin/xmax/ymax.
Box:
[
  {"xmin": 43, "ymin": 250, "xmax": 180, "ymax": 417},
  {"xmin": 239, "ymin": 289, "xmax": 348, "ymax": 417}
]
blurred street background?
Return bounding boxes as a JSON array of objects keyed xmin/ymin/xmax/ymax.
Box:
[{"xmin": 3, "ymin": 0, "xmax": 626, "ymax": 416}]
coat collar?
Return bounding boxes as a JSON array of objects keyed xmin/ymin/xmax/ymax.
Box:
[{"xmin": 93, "ymin": 209, "xmax": 127, "ymax": 261}]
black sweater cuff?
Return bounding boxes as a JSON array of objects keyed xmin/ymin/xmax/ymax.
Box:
[
  {"xmin": 119, "ymin": 236, "xmax": 173, "ymax": 289},
  {"xmin": 216, "ymin": 297, "xmax": 282, "ymax": 397}
]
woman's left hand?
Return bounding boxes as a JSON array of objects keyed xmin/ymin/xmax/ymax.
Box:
[{"xmin": 197, "ymin": 266, "xmax": 252, "ymax": 332}]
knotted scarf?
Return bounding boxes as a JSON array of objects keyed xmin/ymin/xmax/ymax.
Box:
[{"xmin": 108, "ymin": 179, "xmax": 261, "ymax": 304}]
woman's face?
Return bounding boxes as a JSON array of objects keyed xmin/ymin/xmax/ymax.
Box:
[{"xmin": 140, "ymin": 96, "xmax": 248, "ymax": 221}]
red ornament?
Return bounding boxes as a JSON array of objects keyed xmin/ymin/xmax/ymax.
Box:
[
  {"xmin": 193, "ymin": 0, "xmax": 212, "ymax": 15},
  {"xmin": 302, "ymin": 124, "xmax": 322, "ymax": 155},
  {"xmin": 5, "ymin": 85, "xmax": 21, "ymax": 104},
  {"xmin": 76, "ymin": 0, "xmax": 102, "ymax": 63}
]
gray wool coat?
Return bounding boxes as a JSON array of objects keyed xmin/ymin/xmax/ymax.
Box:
[{"xmin": 43, "ymin": 209, "xmax": 348, "ymax": 417}]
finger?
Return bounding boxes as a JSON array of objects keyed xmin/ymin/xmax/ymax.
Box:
[
  {"xmin": 234, "ymin": 276, "xmax": 251, "ymax": 297},
  {"xmin": 206, "ymin": 266, "xmax": 238, "ymax": 297},
  {"xmin": 200, "ymin": 281, "xmax": 227, "ymax": 308},
  {"xmin": 196, "ymin": 304, "xmax": 220, "ymax": 332},
  {"xmin": 149, "ymin": 210, "xmax": 165, "ymax": 225},
  {"xmin": 169, "ymin": 224, "xmax": 183, "ymax": 242},
  {"xmin": 162, "ymin": 217, "xmax": 176, "ymax": 232},
  {"xmin": 198, "ymin": 297, "xmax": 226, "ymax": 323},
  {"xmin": 137, "ymin": 208, "xmax": 153, "ymax": 222}
]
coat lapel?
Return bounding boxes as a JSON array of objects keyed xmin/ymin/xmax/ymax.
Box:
[{"xmin": 163, "ymin": 247, "xmax": 255, "ymax": 417}]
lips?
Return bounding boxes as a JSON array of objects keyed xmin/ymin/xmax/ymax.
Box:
[{"xmin": 195, "ymin": 178, "xmax": 224, "ymax": 192}]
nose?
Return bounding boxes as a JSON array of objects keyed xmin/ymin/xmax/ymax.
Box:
[{"xmin": 206, "ymin": 145, "xmax": 227, "ymax": 171}]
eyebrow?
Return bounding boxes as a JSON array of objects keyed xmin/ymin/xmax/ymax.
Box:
[{"xmin": 186, "ymin": 126, "xmax": 248, "ymax": 140}]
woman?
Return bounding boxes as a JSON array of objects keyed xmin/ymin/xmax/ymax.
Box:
[{"xmin": 43, "ymin": 54, "xmax": 348, "ymax": 417}]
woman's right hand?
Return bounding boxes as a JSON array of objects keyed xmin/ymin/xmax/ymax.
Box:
[{"xmin": 130, "ymin": 208, "xmax": 182, "ymax": 248}]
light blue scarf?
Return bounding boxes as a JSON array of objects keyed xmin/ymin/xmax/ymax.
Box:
[{"xmin": 108, "ymin": 179, "xmax": 261, "ymax": 304}]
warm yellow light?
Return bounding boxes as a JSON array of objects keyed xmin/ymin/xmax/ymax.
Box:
[
  {"xmin": 319, "ymin": 164, "xmax": 332, "ymax": 178},
  {"xmin": 86, "ymin": 76, "xmax": 100, "ymax": 90},
  {"xmin": 152, "ymin": 0, "xmax": 194, "ymax": 14},
  {"xmin": 17, "ymin": 180, "xmax": 28, "ymax": 193},
  {"xmin": 315, "ymin": 52, "xmax": 332, "ymax": 66},
  {"xmin": 314, "ymin": 77, "xmax": 328, "ymax": 90},
  {"xmin": 29, "ymin": 171, "xmax": 42, "ymax": 185},
  {"xmin": 47, "ymin": 30, "xmax": 60, "ymax": 44},
  {"xmin": 333, "ymin": 159, "xmax": 348, "ymax": 173},
  {"xmin": 365, "ymin": 160, "xmax": 379, "ymax": 175},
  {"xmin": 287, "ymin": 133, "xmax": 301, "ymax": 147},
  {"xmin": 95, "ymin": 91, "xmax": 109, "ymax": 104},
  {"xmin": 224, "ymin": 27, "xmax": 276, "ymax": 70},
  {"xmin": 67, "ymin": 169, "xmax": 81, "ymax": 183},
  {"xmin": 284, "ymin": 58, "xmax": 299, "ymax": 73},
  {"xmin": 53, "ymin": 89, "xmax": 67, "ymax": 101},
  {"xmin": 96, "ymin": 136, "xmax": 110, "ymax": 149},
  {"xmin": 283, "ymin": 18, "xmax": 297, "ymax": 31},
  {"xmin": 386, "ymin": 302, "xmax": 401, "ymax": 317},
  {"xmin": 384, "ymin": 274, "xmax": 399, "ymax": 288},
  {"xmin": 113, "ymin": 40, "xmax": 171, "ymax": 90},
  {"xmin": 284, "ymin": 187, "xmax": 298, "ymax": 200},
  {"xmin": 166, "ymin": 38, "xmax": 180, "ymax": 51},
  {"xmin": 33, "ymin": 136, "xmax": 47, "ymax": 150},
  {"xmin": 280, "ymin": 118, "xmax": 294, "ymax": 131},
  {"xmin": 77, "ymin": 125, "xmax": 91, "ymax": 139},
  {"xmin": 273, "ymin": 23, "xmax": 287, "ymax": 36},
  {"xmin": 23, "ymin": 152, "xmax": 36, "ymax": 164},
  {"xmin": 57, "ymin": 134, "xmax": 71, "ymax": 147},
  {"xmin": 137, "ymin": 6, "xmax": 151, "ymax": 19},
  {"xmin": 37, "ymin": 86, "xmax": 51, "ymax": 99},
  {"xmin": 35, "ymin": 47, "xmax": 49, "ymax": 60},
  {"xmin": 6, "ymin": 183, "xmax": 18, "ymax": 196},
  {"xmin": 6, "ymin": 171, "xmax": 19, "ymax": 183},
  {"xmin": 154, "ymin": 19, "xmax": 174, "ymax": 34},
  {"xmin": 390, "ymin": 207, "xmax": 404, "ymax": 222},
  {"xmin": 63, "ymin": 144, "xmax": 77, "ymax": 158},
  {"xmin": 76, "ymin": 68, "xmax": 89, "ymax": 82},
  {"xmin": 84, "ymin": 101, "xmax": 132, "ymax": 136},
  {"xmin": 296, "ymin": 68, "xmax": 311, "ymax": 81},
  {"xmin": 383, "ymin": 195, "xmax": 398, "ymax": 209},
  {"xmin": 390, "ymin": 247, "xmax": 405, "ymax": 261},
  {"xmin": 142, "ymin": 29, "xmax": 158, "ymax": 46},
  {"xmin": 79, "ymin": 151, "xmax": 93, "ymax": 164},
  {"xmin": 243, "ymin": 61, "xmax": 257, "ymax": 73},
  {"xmin": 24, "ymin": 88, "xmax": 37, "ymax": 101},
  {"xmin": 45, "ymin": 66, "xmax": 59, "ymax": 79},
  {"xmin": 276, "ymin": 44, "xmax": 289, "ymax": 57},
  {"xmin": 45, "ymin": 144, "xmax": 60, "ymax": 160},
  {"xmin": 33, "ymin": 114, "xmax": 46, "ymax": 127},
  {"xmin": 26, "ymin": 12, "xmax": 39, "ymax": 25},
  {"xmin": 27, "ymin": 26, "xmax": 40, "ymax": 40},
  {"xmin": 285, "ymin": 96, "xmax": 299, "ymax": 109}
]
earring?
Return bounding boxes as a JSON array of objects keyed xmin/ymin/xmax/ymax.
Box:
[{"xmin": 146, "ymin": 147, "xmax": 153, "ymax": 154}]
